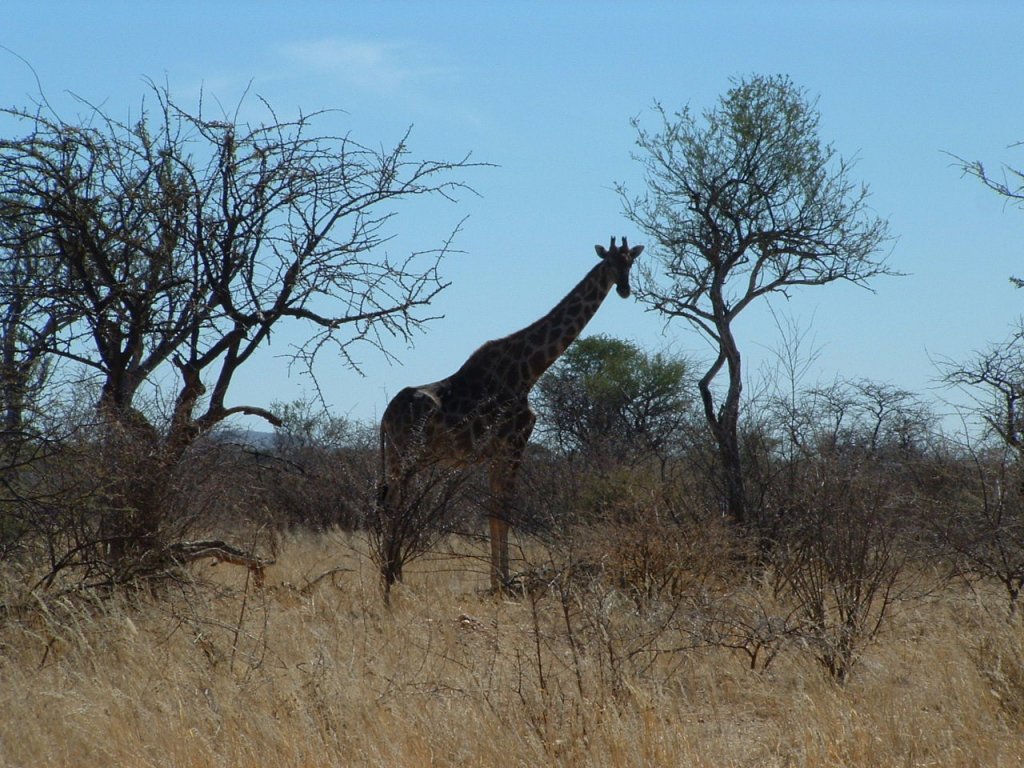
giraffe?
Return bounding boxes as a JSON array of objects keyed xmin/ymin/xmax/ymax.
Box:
[{"xmin": 377, "ymin": 236, "xmax": 643, "ymax": 593}]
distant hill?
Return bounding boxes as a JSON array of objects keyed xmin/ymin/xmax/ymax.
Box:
[{"xmin": 211, "ymin": 427, "xmax": 278, "ymax": 451}]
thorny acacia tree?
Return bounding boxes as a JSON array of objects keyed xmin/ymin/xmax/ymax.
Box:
[
  {"xmin": 618, "ymin": 75, "xmax": 892, "ymax": 529},
  {"xmin": 0, "ymin": 84, "xmax": 477, "ymax": 579}
]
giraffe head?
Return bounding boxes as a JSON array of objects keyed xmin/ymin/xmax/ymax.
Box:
[{"xmin": 595, "ymin": 236, "xmax": 644, "ymax": 298}]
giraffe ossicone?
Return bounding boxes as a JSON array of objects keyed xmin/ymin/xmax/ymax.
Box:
[{"xmin": 377, "ymin": 236, "xmax": 643, "ymax": 593}]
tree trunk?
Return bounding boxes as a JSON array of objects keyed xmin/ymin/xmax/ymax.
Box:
[
  {"xmin": 698, "ymin": 319, "xmax": 747, "ymax": 528},
  {"xmin": 96, "ymin": 373, "xmax": 203, "ymax": 578},
  {"xmin": 96, "ymin": 403, "xmax": 165, "ymax": 572},
  {"xmin": 717, "ymin": 419, "xmax": 746, "ymax": 526}
]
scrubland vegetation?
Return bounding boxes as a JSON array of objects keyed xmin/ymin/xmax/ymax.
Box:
[{"xmin": 4, "ymin": 386, "xmax": 1024, "ymax": 767}]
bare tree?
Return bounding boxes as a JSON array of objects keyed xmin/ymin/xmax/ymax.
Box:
[
  {"xmin": 774, "ymin": 476, "xmax": 904, "ymax": 683},
  {"xmin": 941, "ymin": 327, "xmax": 1024, "ymax": 456},
  {"xmin": 939, "ymin": 329, "xmax": 1024, "ymax": 613},
  {"xmin": 618, "ymin": 75, "xmax": 893, "ymax": 530},
  {"xmin": 937, "ymin": 139, "xmax": 1024, "ymax": 612},
  {"xmin": 0, "ymin": 83, "xmax": 479, "ymax": 582}
]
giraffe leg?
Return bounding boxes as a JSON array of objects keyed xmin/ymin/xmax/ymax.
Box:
[
  {"xmin": 488, "ymin": 462, "xmax": 516, "ymax": 593},
  {"xmin": 487, "ymin": 406, "xmax": 535, "ymax": 595},
  {"xmin": 376, "ymin": 461, "xmax": 405, "ymax": 589},
  {"xmin": 488, "ymin": 514, "xmax": 509, "ymax": 593}
]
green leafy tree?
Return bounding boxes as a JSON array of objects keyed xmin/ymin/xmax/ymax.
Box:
[
  {"xmin": 533, "ymin": 334, "xmax": 692, "ymax": 471},
  {"xmin": 618, "ymin": 74, "xmax": 893, "ymax": 529}
]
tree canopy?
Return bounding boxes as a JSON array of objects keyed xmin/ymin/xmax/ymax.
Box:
[
  {"xmin": 533, "ymin": 334, "xmax": 692, "ymax": 470},
  {"xmin": 0, "ymin": 85, "xmax": 478, "ymax": 442},
  {"xmin": 618, "ymin": 74, "xmax": 893, "ymax": 526}
]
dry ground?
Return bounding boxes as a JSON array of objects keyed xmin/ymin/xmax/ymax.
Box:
[{"xmin": 2, "ymin": 532, "xmax": 1023, "ymax": 767}]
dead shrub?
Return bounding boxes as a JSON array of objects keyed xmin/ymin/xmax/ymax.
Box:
[
  {"xmin": 772, "ymin": 464, "xmax": 907, "ymax": 683},
  {"xmin": 369, "ymin": 463, "xmax": 476, "ymax": 600}
]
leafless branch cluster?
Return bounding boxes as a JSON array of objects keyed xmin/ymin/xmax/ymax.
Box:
[{"xmin": 0, "ymin": 83, "xmax": 478, "ymax": 590}]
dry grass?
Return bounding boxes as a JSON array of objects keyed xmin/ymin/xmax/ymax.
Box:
[{"xmin": 2, "ymin": 531, "xmax": 1023, "ymax": 768}]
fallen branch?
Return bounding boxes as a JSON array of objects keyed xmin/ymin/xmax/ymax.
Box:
[
  {"xmin": 300, "ymin": 566, "xmax": 353, "ymax": 595},
  {"xmin": 168, "ymin": 540, "xmax": 276, "ymax": 586}
]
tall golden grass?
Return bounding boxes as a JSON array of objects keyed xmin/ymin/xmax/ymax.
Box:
[{"xmin": 2, "ymin": 531, "xmax": 1023, "ymax": 767}]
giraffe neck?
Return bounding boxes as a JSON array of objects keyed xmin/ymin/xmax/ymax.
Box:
[{"xmin": 513, "ymin": 259, "xmax": 618, "ymax": 387}]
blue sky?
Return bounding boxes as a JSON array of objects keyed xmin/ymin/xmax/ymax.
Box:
[{"xmin": 4, "ymin": 2, "xmax": 1024, "ymax": 428}]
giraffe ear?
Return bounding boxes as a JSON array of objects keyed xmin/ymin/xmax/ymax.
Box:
[
  {"xmin": 629, "ymin": 245, "xmax": 644, "ymax": 258},
  {"xmin": 595, "ymin": 244, "xmax": 607, "ymax": 257}
]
